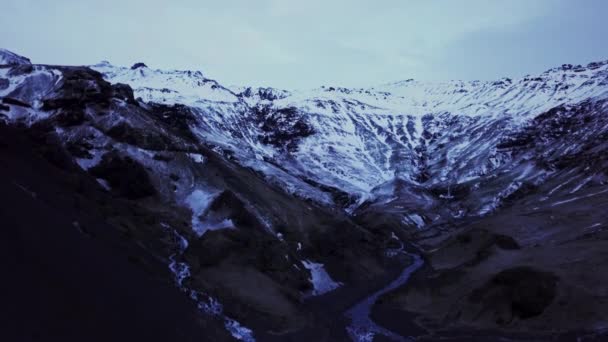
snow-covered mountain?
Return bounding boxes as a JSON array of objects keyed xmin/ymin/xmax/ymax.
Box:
[
  {"xmin": 3, "ymin": 48, "xmax": 608, "ymax": 341},
  {"xmin": 4, "ymin": 49, "xmax": 608, "ymax": 226},
  {"xmin": 88, "ymin": 58, "xmax": 608, "ymax": 224},
  {"xmin": 1, "ymin": 50, "xmax": 392, "ymax": 339}
]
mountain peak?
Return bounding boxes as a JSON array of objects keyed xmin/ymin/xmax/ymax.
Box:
[
  {"xmin": 130, "ymin": 62, "xmax": 148, "ymax": 70},
  {"xmin": 0, "ymin": 48, "xmax": 32, "ymax": 66},
  {"xmin": 93, "ymin": 60, "xmax": 113, "ymax": 68},
  {"xmin": 542, "ymin": 59, "xmax": 608, "ymax": 75}
]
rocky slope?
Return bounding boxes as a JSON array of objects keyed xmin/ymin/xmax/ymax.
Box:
[
  {"xmin": 2, "ymin": 48, "xmax": 608, "ymax": 341},
  {"xmin": 0, "ymin": 123, "xmax": 233, "ymax": 342},
  {"xmin": 1, "ymin": 50, "xmax": 394, "ymax": 340}
]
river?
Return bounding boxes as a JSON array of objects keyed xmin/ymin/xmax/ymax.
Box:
[{"xmin": 345, "ymin": 251, "xmax": 424, "ymax": 342}]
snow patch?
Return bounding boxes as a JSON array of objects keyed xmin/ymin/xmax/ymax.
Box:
[
  {"xmin": 76, "ymin": 150, "xmax": 104, "ymax": 170},
  {"xmin": 225, "ymin": 319, "xmax": 256, "ymax": 342},
  {"xmin": 478, "ymin": 181, "xmax": 522, "ymax": 215},
  {"xmin": 184, "ymin": 189, "xmax": 235, "ymax": 236},
  {"xmin": 168, "ymin": 256, "xmax": 190, "ymax": 287},
  {"xmin": 188, "ymin": 290, "xmax": 256, "ymax": 341},
  {"xmin": 188, "ymin": 153, "xmax": 205, "ymax": 164},
  {"xmin": 302, "ymin": 260, "xmax": 342, "ymax": 296},
  {"xmin": 91, "ymin": 62, "xmax": 240, "ymax": 105},
  {"xmin": 586, "ymin": 223, "xmax": 603, "ymax": 230},
  {"xmin": 403, "ymin": 213, "xmax": 425, "ymax": 229},
  {"xmin": 551, "ymin": 188, "xmax": 608, "ymax": 206},
  {"xmin": 160, "ymin": 223, "xmax": 191, "ymax": 287},
  {"xmin": 96, "ymin": 178, "xmax": 111, "ymax": 191},
  {"xmin": 160, "ymin": 221, "xmax": 256, "ymax": 341}
]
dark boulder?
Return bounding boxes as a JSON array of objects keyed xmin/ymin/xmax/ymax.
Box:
[
  {"xmin": 89, "ymin": 153, "xmax": 156, "ymax": 199},
  {"xmin": 112, "ymin": 83, "xmax": 136, "ymax": 104},
  {"xmin": 0, "ymin": 78, "xmax": 9, "ymax": 90},
  {"xmin": 207, "ymin": 190, "xmax": 264, "ymax": 230},
  {"xmin": 253, "ymin": 106, "xmax": 314, "ymax": 152},
  {"xmin": 493, "ymin": 234, "xmax": 520, "ymax": 250},
  {"xmin": 469, "ymin": 266, "xmax": 558, "ymax": 320},
  {"xmin": 106, "ymin": 121, "xmax": 170, "ymax": 150},
  {"xmin": 148, "ymin": 103, "xmax": 198, "ymax": 142},
  {"xmin": 43, "ymin": 67, "xmax": 113, "ymax": 112},
  {"xmin": 54, "ymin": 108, "xmax": 86, "ymax": 127}
]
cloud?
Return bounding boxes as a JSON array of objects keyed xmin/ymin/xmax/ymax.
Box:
[{"xmin": 1, "ymin": 0, "xmax": 605, "ymax": 88}]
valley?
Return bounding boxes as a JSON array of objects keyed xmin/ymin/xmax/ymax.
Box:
[{"xmin": 2, "ymin": 48, "xmax": 608, "ymax": 341}]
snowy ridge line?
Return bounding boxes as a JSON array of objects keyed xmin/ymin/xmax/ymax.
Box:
[
  {"xmin": 4, "ymin": 50, "xmax": 608, "ymax": 223},
  {"xmin": 87, "ymin": 57, "xmax": 608, "ymax": 209}
]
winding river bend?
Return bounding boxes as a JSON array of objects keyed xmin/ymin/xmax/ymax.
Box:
[{"xmin": 345, "ymin": 251, "xmax": 424, "ymax": 342}]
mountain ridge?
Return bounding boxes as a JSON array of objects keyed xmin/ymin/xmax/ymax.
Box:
[{"xmin": 2, "ymin": 48, "xmax": 608, "ymax": 341}]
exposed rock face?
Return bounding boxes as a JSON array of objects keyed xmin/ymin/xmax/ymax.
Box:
[
  {"xmin": 89, "ymin": 153, "xmax": 157, "ymax": 199},
  {"xmin": 253, "ymin": 105, "xmax": 315, "ymax": 152},
  {"xmin": 470, "ymin": 267, "xmax": 559, "ymax": 321},
  {"xmin": 131, "ymin": 62, "xmax": 148, "ymax": 70}
]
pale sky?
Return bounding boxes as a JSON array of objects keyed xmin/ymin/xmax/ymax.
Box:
[{"xmin": 2, "ymin": 0, "xmax": 607, "ymax": 89}]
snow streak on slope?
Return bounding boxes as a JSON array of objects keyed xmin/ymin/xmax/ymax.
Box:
[
  {"xmin": 89, "ymin": 59, "xmax": 608, "ymax": 214},
  {"xmin": 160, "ymin": 223, "xmax": 256, "ymax": 341}
]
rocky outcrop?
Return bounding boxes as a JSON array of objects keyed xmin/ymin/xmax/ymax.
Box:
[
  {"xmin": 469, "ymin": 267, "xmax": 558, "ymax": 321},
  {"xmin": 0, "ymin": 48, "xmax": 31, "ymax": 65},
  {"xmin": 253, "ymin": 105, "xmax": 315, "ymax": 152},
  {"xmin": 89, "ymin": 153, "xmax": 157, "ymax": 199},
  {"xmin": 131, "ymin": 62, "xmax": 148, "ymax": 70}
]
